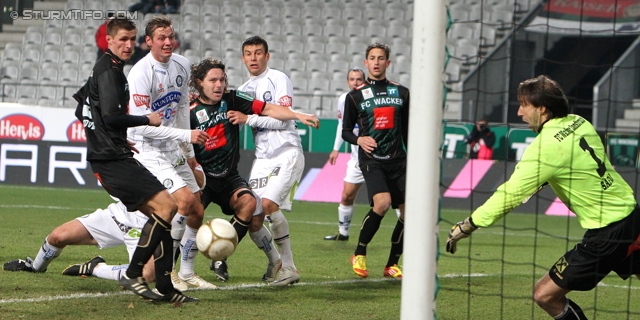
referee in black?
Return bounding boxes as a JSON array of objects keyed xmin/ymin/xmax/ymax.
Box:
[
  {"xmin": 343, "ymin": 43, "xmax": 410, "ymax": 279},
  {"xmin": 74, "ymin": 17, "xmax": 196, "ymax": 303}
]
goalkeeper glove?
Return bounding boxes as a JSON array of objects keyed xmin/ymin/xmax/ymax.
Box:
[{"xmin": 446, "ymin": 217, "xmax": 478, "ymax": 254}]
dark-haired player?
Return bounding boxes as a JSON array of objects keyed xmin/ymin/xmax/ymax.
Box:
[{"xmin": 343, "ymin": 43, "xmax": 410, "ymax": 279}]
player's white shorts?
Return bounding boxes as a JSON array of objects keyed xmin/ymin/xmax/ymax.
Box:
[
  {"xmin": 76, "ymin": 202, "xmax": 148, "ymax": 261},
  {"xmin": 134, "ymin": 149, "xmax": 199, "ymax": 194},
  {"xmin": 344, "ymin": 158, "xmax": 365, "ymax": 184},
  {"xmin": 249, "ymin": 148, "xmax": 304, "ymax": 212}
]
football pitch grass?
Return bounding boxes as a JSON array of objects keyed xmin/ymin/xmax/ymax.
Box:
[{"xmin": 1, "ymin": 185, "xmax": 639, "ymax": 319}]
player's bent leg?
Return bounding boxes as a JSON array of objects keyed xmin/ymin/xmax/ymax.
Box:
[
  {"xmin": 31, "ymin": 219, "xmax": 97, "ymax": 272},
  {"xmin": 121, "ymin": 191, "xmax": 176, "ymax": 300},
  {"xmin": 533, "ymin": 273, "xmax": 576, "ymax": 318}
]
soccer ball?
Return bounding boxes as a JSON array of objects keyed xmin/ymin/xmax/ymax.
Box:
[{"xmin": 195, "ymin": 218, "xmax": 238, "ymax": 260}]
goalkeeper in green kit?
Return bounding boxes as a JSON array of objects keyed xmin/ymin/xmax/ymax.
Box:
[{"xmin": 446, "ymin": 75, "xmax": 640, "ymax": 320}]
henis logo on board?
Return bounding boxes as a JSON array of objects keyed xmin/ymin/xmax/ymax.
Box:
[
  {"xmin": 67, "ymin": 120, "xmax": 86, "ymax": 142},
  {"xmin": 0, "ymin": 114, "xmax": 44, "ymax": 140}
]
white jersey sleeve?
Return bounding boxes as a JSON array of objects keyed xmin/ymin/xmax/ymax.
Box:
[
  {"xmin": 333, "ymin": 93, "xmax": 347, "ymax": 151},
  {"xmin": 238, "ymin": 68, "xmax": 301, "ymax": 158},
  {"xmin": 126, "ymin": 53, "xmax": 192, "ymax": 152}
]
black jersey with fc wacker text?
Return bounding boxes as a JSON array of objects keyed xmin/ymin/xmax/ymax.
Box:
[{"xmin": 342, "ymin": 78, "xmax": 410, "ymax": 162}]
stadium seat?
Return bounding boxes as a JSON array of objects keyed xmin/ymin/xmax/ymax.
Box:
[
  {"xmin": 363, "ymin": 8, "xmax": 384, "ymax": 21},
  {"xmin": 201, "ymin": 20, "xmax": 221, "ymax": 34},
  {"xmin": 323, "ymin": 25, "xmax": 344, "ymax": 38},
  {"xmin": 79, "ymin": 69, "xmax": 92, "ymax": 83},
  {"xmin": 2, "ymin": 48, "xmax": 21, "ymax": 63},
  {"xmin": 16, "ymin": 85, "xmax": 37, "ymax": 100},
  {"xmin": 65, "ymin": 18, "xmax": 84, "ymax": 30},
  {"xmin": 342, "ymin": 5, "xmax": 363, "ymax": 21},
  {"xmin": 269, "ymin": 56, "xmax": 286, "ymax": 71},
  {"xmin": 282, "ymin": 6, "xmax": 302, "ymax": 19},
  {"xmin": 21, "ymin": 49, "xmax": 41, "ymax": 63},
  {"xmin": 302, "ymin": 6, "xmax": 323, "ymax": 20},
  {"xmin": 449, "ymin": 23, "xmax": 475, "ymax": 39},
  {"xmin": 23, "ymin": 32, "xmax": 42, "ymax": 45},
  {"xmin": 39, "ymin": 68, "xmax": 58, "ymax": 84},
  {"xmin": 241, "ymin": 4, "xmax": 260, "ymax": 18},
  {"xmin": 285, "ymin": 58, "xmax": 306, "ymax": 72},
  {"xmin": 480, "ymin": 26, "xmax": 497, "ymax": 47},
  {"xmin": 385, "ymin": 7, "xmax": 406, "ymax": 21},
  {"xmin": 60, "ymin": 51, "xmax": 80, "ymax": 64},
  {"xmin": 302, "ymin": 22, "xmax": 324, "ymax": 37},
  {"xmin": 306, "ymin": 59, "xmax": 328, "ymax": 73},
  {"xmin": 65, "ymin": 0, "xmax": 83, "ymax": 10},
  {"xmin": 182, "ymin": 3, "xmax": 200, "ymax": 18},
  {"xmin": 267, "ymin": 39, "xmax": 284, "ymax": 54},
  {"xmin": 345, "ymin": 24, "xmax": 366, "ymax": 38},
  {"xmin": 325, "ymin": 40, "xmax": 348, "ymax": 55},
  {"xmin": 37, "ymin": 85, "xmax": 58, "ymax": 101},
  {"xmin": 293, "ymin": 95, "xmax": 310, "ymax": 111},
  {"xmin": 387, "ymin": 24, "xmax": 409, "ymax": 38},
  {"xmin": 59, "ymin": 69, "xmax": 79, "ymax": 85},
  {"xmin": 84, "ymin": 0, "xmax": 103, "ymax": 10},
  {"xmin": 43, "ymin": 32, "xmax": 63, "ymax": 46},
  {"xmin": 201, "ymin": 3, "xmax": 220, "ymax": 18},
  {"xmin": 305, "ymin": 40, "xmax": 325, "ymax": 54},
  {"xmin": 261, "ymin": 6, "xmax": 280, "ymax": 18},
  {"xmin": 221, "ymin": 3, "xmax": 241, "ymax": 17},
  {"xmin": 262, "ymin": 24, "xmax": 282, "ymax": 36}
]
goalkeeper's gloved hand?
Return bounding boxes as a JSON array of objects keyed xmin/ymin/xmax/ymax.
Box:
[{"xmin": 446, "ymin": 217, "xmax": 478, "ymax": 254}]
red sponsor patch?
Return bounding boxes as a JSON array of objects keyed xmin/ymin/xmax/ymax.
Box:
[
  {"xmin": 132, "ymin": 94, "xmax": 150, "ymax": 108},
  {"xmin": 373, "ymin": 107, "xmax": 395, "ymax": 130},
  {"xmin": 278, "ymin": 95, "xmax": 292, "ymax": 107},
  {"xmin": 204, "ymin": 123, "xmax": 227, "ymax": 151},
  {"xmin": 337, "ymin": 110, "xmax": 342, "ymax": 119},
  {"xmin": 67, "ymin": 119, "xmax": 86, "ymax": 142},
  {"xmin": 0, "ymin": 114, "xmax": 44, "ymax": 140}
]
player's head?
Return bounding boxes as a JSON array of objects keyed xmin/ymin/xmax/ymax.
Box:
[
  {"xmin": 517, "ymin": 75, "xmax": 569, "ymax": 133},
  {"xmin": 145, "ymin": 15, "xmax": 175, "ymax": 63},
  {"xmin": 241, "ymin": 36, "xmax": 270, "ymax": 77},
  {"xmin": 364, "ymin": 43, "xmax": 391, "ymax": 81},
  {"xmin": 106, "ymin": 17, "xmax": 137, "ymax": 62},
  {"xmin": 347, "ymin": 67, "xmax": 365, "ymax": 90},
  {"xmin": 190, "ymin": 58, "xmax": 229, "ymax": 104}
]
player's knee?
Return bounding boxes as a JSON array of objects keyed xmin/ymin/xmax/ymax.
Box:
[
  {"xmin": 249, "ymin": 214, "xmax": 265, "ymax": 233},
  {"xmin": 176, "ymin": 193, "xmax": 195, "ymax": 213},
  {"xmin": 341, "ymin": 192, "xmax": 356, "ymax": 205},
  {"xmin": 262, "ymin": 199, "xmax": 279, "ymax": 215},
  {"xmin": 46, "ymin": 230, "xmax": 65, "ymax": 247}
]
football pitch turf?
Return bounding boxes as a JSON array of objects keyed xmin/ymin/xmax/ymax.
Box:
[{"xmin": 1, "ymin": 185, "xmax": 639, "ymax": 319}]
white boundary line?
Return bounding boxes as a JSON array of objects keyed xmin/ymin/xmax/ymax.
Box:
[{"xmin": 0, "ymin": 278, "xmax": 399, "ymax": 305}]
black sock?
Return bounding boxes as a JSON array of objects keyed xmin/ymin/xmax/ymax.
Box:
[
  {"xmin": 127, "ymin": 213, "xmax": 171, "ymax": 279},
  {"xmin": 556, "ymin": 299, "xmax": 587, "ymax": 320},
  {"xmin": 230, "ymin": 214, "xmax": 250, "ymax": 243},
  {"xmin": 386, "ymin": 217, "xmax": 404, "ymax": 267},
  {"xmin": 354, "ymin": 209, "xmax": 383, "ymax": 256},
  {"xmin": 154, "ymin": 229, "xmax": 174, "ymax": 294}
]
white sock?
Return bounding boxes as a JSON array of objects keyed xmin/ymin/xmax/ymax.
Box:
[
  {"xmin": 268, "ymin": 210, "xmax": 295, "ymax": 269},
  {"xmin": 338, "ymin": 204, "xmax": 354, "ymax": 236},
  {"xmin": 250, "ymin": 225, "xmax": 280, "ymax": 264},
  {"xmin": 92, "ymin": 264, "xmax": 127, "ymax": 281},
  {"xmin": 178, "ymin": 226, "xmax": 199, "ymax": 279},
  {"xmin": 170, "ymin": 213, "xmax": 187, "ymax": 268},
  {"xmin": 32, "ymin": 236, "xmax": 62, "ymax": 272},
  {"xmin": 395, "ymin": 209, "xmax": 401, "ymax": 219}
]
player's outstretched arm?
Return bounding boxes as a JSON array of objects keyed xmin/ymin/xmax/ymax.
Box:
[
  {"xmin": 261, "ymin": 103, "xmax": 319, "ymax": 129},
  {"xmin": 445, "ymin": 217, "xmax": 478, "ymax": 254}
]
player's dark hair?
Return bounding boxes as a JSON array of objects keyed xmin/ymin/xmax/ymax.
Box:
[
  {"xmin": 145, "ymin": 15, "xmax": 173, "ymax": 39},
  {"xmin": 365, "ymin": 43, "xmax": 391, "ymax": 60},
  {"xmin": 348, "ymin": 67, "xmax": 365, "ymax": 80},
  {"xmin": 106, "ymin": 17, "xmax": 136, "ymax": 37},
  {"xmin": 517, "ymin": 75, "xmax": 569, "ymax": 119},
  {"xmin": 242, "ymin": 36, "xmax": 269, "ymax": 53},
  {"xmin": 189, "ymin": 57, "xmax": 229, "ymax": 97}
]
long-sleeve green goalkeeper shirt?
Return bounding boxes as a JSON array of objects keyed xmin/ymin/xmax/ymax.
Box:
[{"xmin": 471, "ymin": 114, "xmax": 636, "ymax": 229}]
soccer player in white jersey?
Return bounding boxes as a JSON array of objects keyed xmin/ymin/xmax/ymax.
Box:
[
  {"xmin": 3, "ymin": 202, "xmax": 155, "ymax": 279},
  {"xmin": 235, "ymin": 36, "xmax": 303, "ymax": 286},
  {"xmin": 324, "ymin": 67, "xmax": 365, "ymax": 241},
  {"xmin": 126, "ymin": 16, "xmax": 213, "ymax": 291}
]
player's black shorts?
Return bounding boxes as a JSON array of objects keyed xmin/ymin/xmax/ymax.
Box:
[
  {"xmin": 89, "ymin": 158, "xmax": 166, "ymax": 212},
  {"xmin": 549, "ymin": 205, "xmax": 640, "ymax": 291},
  {"xmin": 359, "ymin": 158, "xmax": 406, "ymax": 209},
  {"xmin": 200, "ymin": 171, "xmax": 253, "ymax": 216}
]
